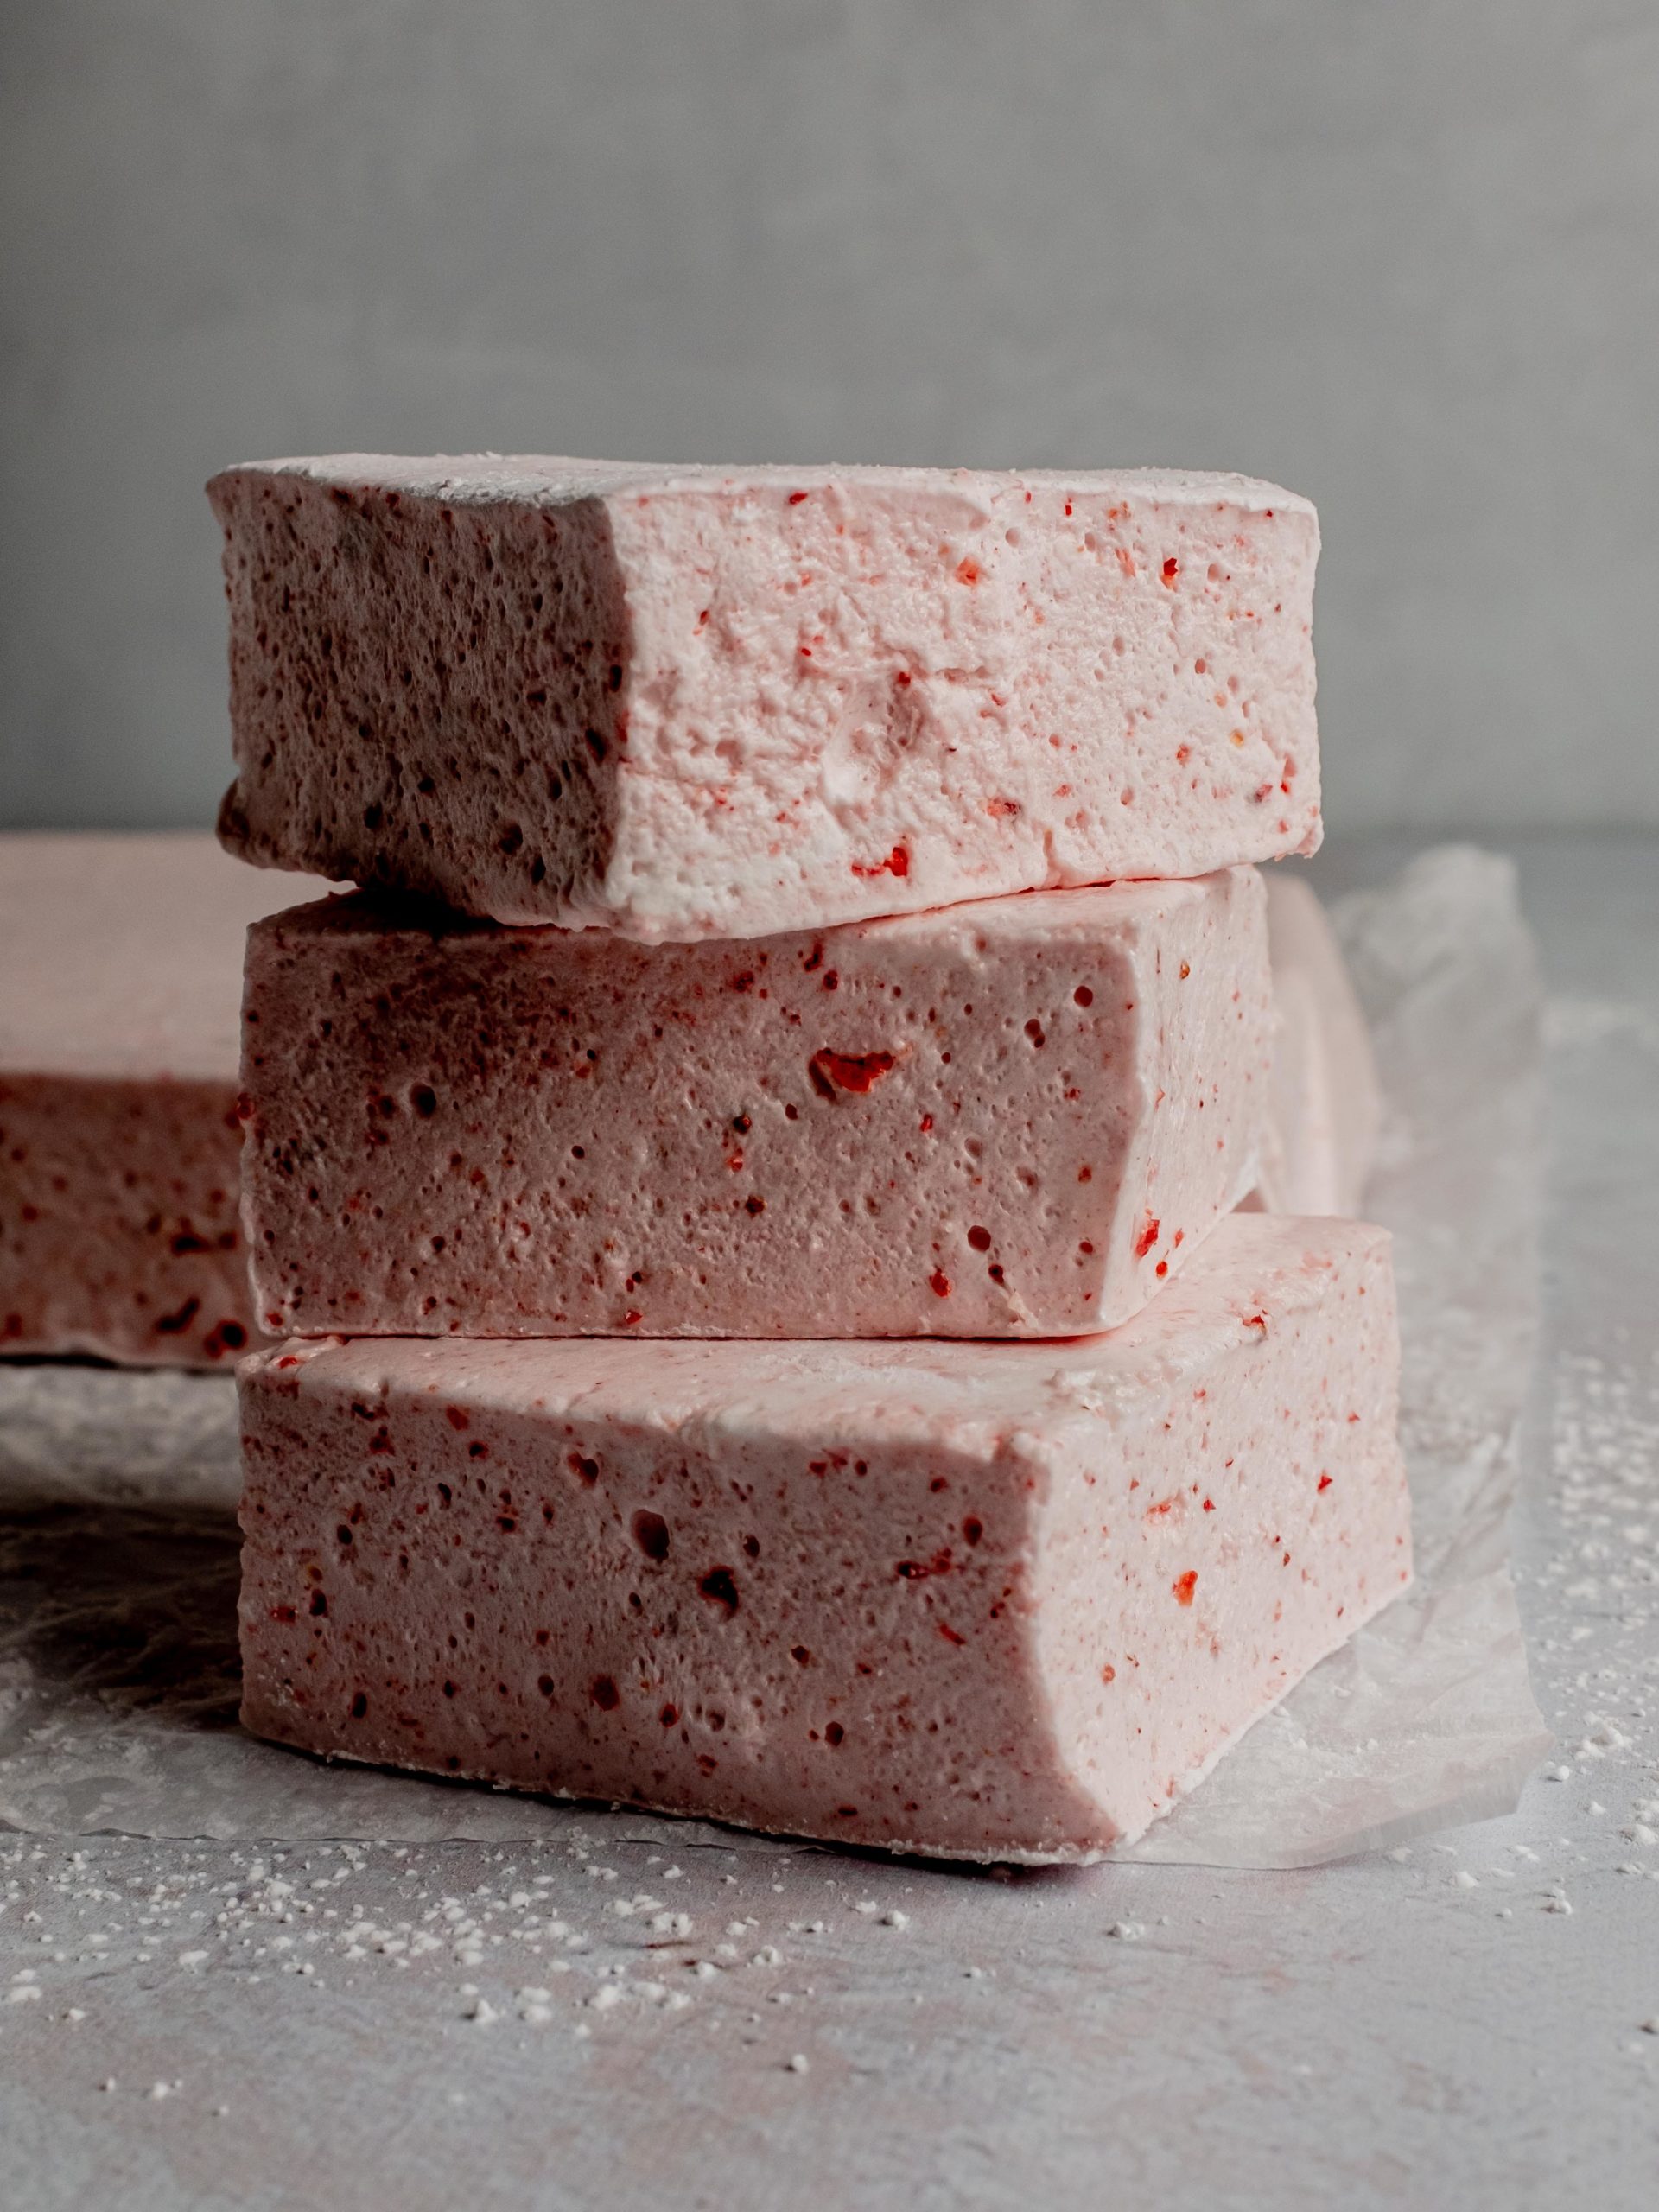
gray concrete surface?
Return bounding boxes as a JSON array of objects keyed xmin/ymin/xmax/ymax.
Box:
[
  {"xmin": 2, "ymin": 831, "xmax": 1656, "ymax": 2211},
  {"xmin": 4, "ymin": 3, "xmax": 1658, "ymax": 840}
]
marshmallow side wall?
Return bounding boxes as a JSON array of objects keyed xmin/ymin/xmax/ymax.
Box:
[{"xmin": 0, "ymin": 1075, "xmax": 260, "ymax": 1365}]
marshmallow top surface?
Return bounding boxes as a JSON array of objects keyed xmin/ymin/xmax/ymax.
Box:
[
  {"xmin": 248, "ymin": 1211, "xmax": 1378, "ymax": 1450},
  {"xmin": 229, "ymin": 454, "xmax": 1313, "ymax": 520}
]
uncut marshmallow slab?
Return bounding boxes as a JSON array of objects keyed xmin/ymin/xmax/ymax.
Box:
[
  {"xmin": 1250, "ymin": 874, "xmax": 1382, "ymax": 1217},
  {"xmin": 241, "ymin": 868, "xmax": 1271, "ymax": 1340},
  {"xmin": 211, "ymin": 455, "xmax": 1321, "ymax": 939},
  {"xmin": 0, "ymin": 834, "xmax": 326, "ymax": 1367},
  {"xmin": 237, "ymin": 1213, "xmax": 1410, "ymax": 1863}
]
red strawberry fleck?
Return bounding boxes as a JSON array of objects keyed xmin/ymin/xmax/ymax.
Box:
[
  {"xmin": 809, "ymin": 1048, "xmax": 898, "ymax": 1095},
  {"xmin": 851, "ymin": 846, "xmax": 910, "ymax": 880}
]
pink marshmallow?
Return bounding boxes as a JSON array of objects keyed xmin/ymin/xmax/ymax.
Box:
[
  {"xmin": 211, "ymin": 456, "xmax": 1321, "ymax": 940},
  {"xmin": 240, "ymin": 869, "xmax": 1272, "ymax": 1341},
  {"xmin": 237, "ymin": 1212, "xmax": 1410, "ymax": 1862},
  {"xmin": 0, "ymin": 833, "xmax": 326, "ymax": 1367}
]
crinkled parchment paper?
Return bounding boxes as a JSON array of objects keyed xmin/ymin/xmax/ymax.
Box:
[{"xmin": 0, "ymin": 846, "xmax": 1550, "ymax": 1863}]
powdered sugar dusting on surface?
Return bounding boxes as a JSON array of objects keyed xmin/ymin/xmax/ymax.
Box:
[
  {"xmin": 0, "ymin": 1827, "xmax": 949, "ymax": 2080},
  {"xmin": 1523, "ymin": 1348, "xmax": 1659, "ymax": 1876}
]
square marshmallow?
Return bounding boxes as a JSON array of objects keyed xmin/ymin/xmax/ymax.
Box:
[
  {"xmin": 237, "ymin": 1213, "xmax": 1409, "ymax": 1862},
  {"xmin": 240, "ymin": 869, "xmax": 1271, "ymax": 1339},
  {"xmin": 212, "ymin": 458, "xmax": 1319, "ymax": 939}
]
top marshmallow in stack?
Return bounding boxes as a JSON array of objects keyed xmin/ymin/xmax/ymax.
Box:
[{"xmin": 209, "ymin": 458, "xmax": 1320, "ymax": 940}]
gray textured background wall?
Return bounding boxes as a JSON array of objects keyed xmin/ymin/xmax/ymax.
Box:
[{"xmin": 3, "ymin": 1, "xmax": 1656, "ymax": 837}]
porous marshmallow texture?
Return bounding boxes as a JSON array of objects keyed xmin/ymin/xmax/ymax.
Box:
[
  {"xmin": 240, "ymin": 869, "xmax": 1271, "ymax": 1340},
  {"xmin": 237, "ymin": 1214, "xmax": 1410, "ymax": 1862},
  {"xmin": 0, "ymin": 834, "xmax": 326, "ymax": 1366},
  {"xmin": 211, "ymin": 456, "xmax": 1321, "ymax": 939}
]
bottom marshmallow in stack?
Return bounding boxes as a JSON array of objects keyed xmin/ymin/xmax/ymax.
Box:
[{"xmin": 238, "ymin": 1207, "xmax": 1409, "ymax": 1863}]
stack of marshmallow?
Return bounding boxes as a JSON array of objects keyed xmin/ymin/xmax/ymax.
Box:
[{"xmin": 213, "ymin": 458, "xmax": 1409, "ymax": 1862}]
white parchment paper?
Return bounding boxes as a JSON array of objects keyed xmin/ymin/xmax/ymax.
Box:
[{"xmin": 0, "ymin": 846, "xmax": 1550, "ymax": 1861}]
